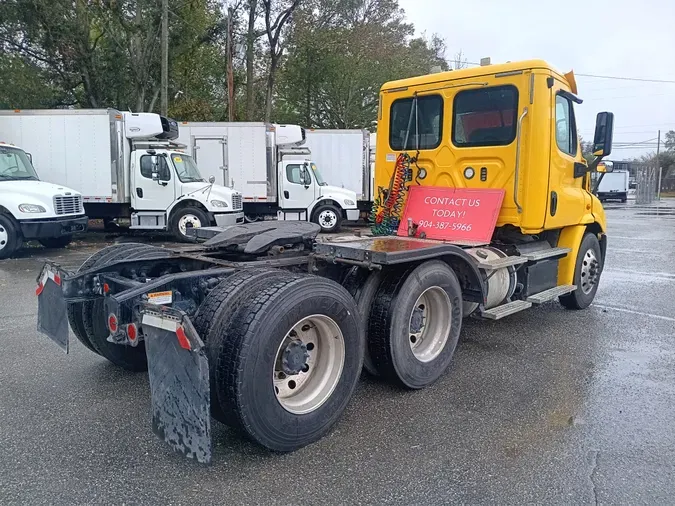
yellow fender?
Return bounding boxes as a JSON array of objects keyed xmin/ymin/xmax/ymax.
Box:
[{"xmin": 557, "ymin": 224, "xmax": 606, "ymax": 286}]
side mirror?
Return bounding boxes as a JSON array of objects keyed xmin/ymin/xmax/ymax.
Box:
[
  {"xmin": 208, "ymin": 175, "xmax": 216, "ymax": 184},
  {"xmin": 593, "ymin": 112, "xmax": 614, "ymax": 157},
  {"xmin": 26, "ymin": 153, "xmax": 33, "ymax": 163}
]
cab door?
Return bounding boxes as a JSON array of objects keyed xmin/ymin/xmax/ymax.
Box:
[
  {"xmin": 544, "ymin": 82, "xmax": 587, "ymax": 229},
  {"xmin": 280, "ymin": 161, "xmax": 316, "ymax": 210},
  {"xmin": 132, "ymin": 153, "xmax": 176, "ymax": 211}
]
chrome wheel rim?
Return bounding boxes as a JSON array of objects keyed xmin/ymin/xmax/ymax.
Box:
[
  {"xmin": 273, "ymin": 314, "xmax": 345, "ymax": 415},
  {"xmin": 178, "ymin": 214, "xmax": 202, "ymax": 235},
  {"xmin": 318, "ymin": 210, "xmax": 337, "ymax": 230},
  {"xmin": 580, "ymin": 248, "xmax": 600, "ymax": 294},
  {"xmin": 409, "ymin": 287, "xmax": 452, "ymax": 362},
  {"xmin": 0, "ymin": 224, "xmax": 7, "ymax": 250}
]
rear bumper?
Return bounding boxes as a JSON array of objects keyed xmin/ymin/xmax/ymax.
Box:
[
  {"xmin": 214, "ymin": 211, "xmax": 244, "ymax": 228},
  {"xmin": 20, "ymin": 215, "xmax": 88, "ymax": 239}
]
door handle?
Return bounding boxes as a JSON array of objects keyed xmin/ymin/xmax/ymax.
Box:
[
  {"xmin": 284, "ymin": 190, "xmax": 289, "ymax": 199},
  {"xmin": 550, "ymin": 191, "xmax": 558, "ymax": 216},
  {"xmin": 136, "ymin": 187, "xmax": 143, "ymax": 198}
]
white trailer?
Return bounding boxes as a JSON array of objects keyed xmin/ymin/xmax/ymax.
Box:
[
  {"xmin": 303, "ymin": 129, "xmax": 372, "ymax": 209},
  {"xmin": 177, "ymin": 122, "xmax": 359, "ymax": 232},
  {"xmin": 597, "ymin": 170, "xmax": 629, "ymax": 202},
  {"xmin": 0, "ymin": 110, "xmax": 244, "ymax": 241}
]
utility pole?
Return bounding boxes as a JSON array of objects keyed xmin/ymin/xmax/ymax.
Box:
[
  {"xmin": 161, "ymin": 0, "xmax": 168, "ymax": 116},
  {"xmin": 227, "ymin": 7, "xmax": 235, "ymax": 121},
  {"xmin": 656, "ymin": 129, "xmax": 662, "ymax": 201}
]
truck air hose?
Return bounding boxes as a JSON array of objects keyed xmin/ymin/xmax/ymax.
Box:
[{"xmin": 370, "ymin": 153, "xmax": 411, "ymax": 236}]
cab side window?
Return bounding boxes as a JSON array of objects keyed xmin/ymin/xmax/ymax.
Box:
[
  {"xmin": 286, "ymin": 164, "xmax": 310, "ymax": 185},
  {"xmin": 140, "ymin": 155, "xmax": 171, "ymax": 181},
  {"xmin": 555, "ymin": 94, "xmax": 578, "ymax": 156}
]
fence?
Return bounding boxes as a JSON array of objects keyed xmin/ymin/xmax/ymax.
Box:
[{"xmin": 635, "ymin": 166, "xmax": 658, "ymax": 204}]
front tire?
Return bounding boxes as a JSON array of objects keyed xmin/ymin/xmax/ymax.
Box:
[
  {"xmin": 369, "ymin": 260, "xmax": 463, "ymax": 389},
  {"xmin": 210, "ymin": 276, "xmax": 363, "ymax": 451},
  {"xmin": 39, "ymin": 236, "xmax": 73, "ymax": 249},
  {"xmin": 170, "ymin": 206, "xmax": 210, "ymax": 242},
  {"xmin": 559, "ymin": 233, "xmax": 603, "ymax": 310},
  {"xmin": 0, "ymin": 214, "xmax": 21, "ymax": 259},
  {"xmin": 312, "ymin": 204, "xmax": 342, "ymax": 233}
]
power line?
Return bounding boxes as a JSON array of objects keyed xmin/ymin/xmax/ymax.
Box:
[
  {"xmin": 576, "ymin": 73, "xmax": 675, "ymax": 84},
  {"xmin": 454, "ymin": 61, "xmax": 675, "ymax": 85}
]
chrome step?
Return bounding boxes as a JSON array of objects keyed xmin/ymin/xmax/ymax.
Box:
[
  {"xmin": 526, "ymin": 285, "xmax": 577, "ymax": 304},
  {"xmin": 476, "ymin": 256, "xmax": 528, "ymax": 271},
  {"xmin": 480, "ymin": 300, "xmax": 532, "ymax": 320},
  {"xmin": 524, "ymin": 247, "xmax": 571, "ymax": 262}
]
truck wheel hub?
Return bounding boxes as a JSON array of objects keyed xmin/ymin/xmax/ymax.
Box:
[
  {"xmin": 580, "ymin": 249, "xmax": 600, "ymax": 295},
  {"xmin": 409, "ymin": 307, "xmax": 425, "ymax": 333},
  {"xmin": 281, "ymin": 339, "xmax": 310, "ymax": 375},
  {"xmin": 319, "ymin": 210, "xmax": 337, "ymax": 228},
  {"xmin": 0, "ymin": 225, "xmax": 7, "ymax": 249}
]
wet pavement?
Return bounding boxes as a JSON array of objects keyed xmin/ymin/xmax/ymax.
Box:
[{"xmin": 1, "ymin": 201, "xmax": 674, "ymax": 505}]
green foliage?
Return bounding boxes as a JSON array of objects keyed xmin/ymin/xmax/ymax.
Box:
[
  {"xmin": 0, "ymin": 0, "xmax": 448, "ymax": 125},
  {"xmin": 276, "ymin": 0, "xmax": 448, "ymax": 128}
]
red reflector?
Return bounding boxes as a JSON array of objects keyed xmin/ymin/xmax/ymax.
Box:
[
  {"xmin": 103, "ymin": 283, "xmax": 110, "ymax": 294},
  {"xmin": 126, "ymin": 323, "xmax": 137, "ymax": 342},
  {"xmin": 108, "ymin": 314, "xmax": 118, "ymax": 333},
  {"xmin": 35, "ymin": 283, "xmax": 44, "ymax": 296},
  {"xmin": 175, "ymin": 326, "xmax": 191, "ymax": 350},
  {"xmin": 53, "ymin": 273, "xmax": 61, "ymax": 286}
]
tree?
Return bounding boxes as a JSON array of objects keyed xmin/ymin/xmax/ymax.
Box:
[
  {"xmin": 451, "ymin": 49, "xmax": 468, "ymax": 70},
  {"xmin": 664, "ymin": 130, "xmax": 675, "ymax": 152},
  {"xmin": 276, "ymin": 0, "xmax": 447, "ymax": 128},
  {"xmin": 261, "ymin": 0, "xmax": 301, "ymax": 122}
]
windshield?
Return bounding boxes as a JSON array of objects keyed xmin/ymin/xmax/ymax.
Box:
[
  {"xmin": 171, "ymin": 154, "xmax": 205, "ymax": 183},
  {"xmin": 310, "ymin": 162, "xmax": 327, "ymax": 186},
  {"xmin": 0, "ymin": 146, "xmax": 39, "ymax": 181}
]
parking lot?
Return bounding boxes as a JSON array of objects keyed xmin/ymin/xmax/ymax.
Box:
[{"xmin": 1, "ymin": 202, "xmax": 674, "ymax": 505}]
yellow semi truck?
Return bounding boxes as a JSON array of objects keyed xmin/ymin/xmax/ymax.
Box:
[{"xmin": 36, "ymin": 59, "xmax": 613, "ymax": 463}]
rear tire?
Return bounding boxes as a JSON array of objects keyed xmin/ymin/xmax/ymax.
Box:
[
  {"xmin": 312, "ymin": 204, "xmax": 342, "ymax": 233},
  {"xmin": 67, "ymin": 243, "xmax": 144, "ymax": 354},
  {"xmin": 341, "ymin": 267, "xmax": 382, "ymax": 376},
  {"xmin": 170, "ymin": 206, "xmax": 210, "ymax": 242},
  {"xmin": 193, "ymin": 268, "xmax": 299, "ymax": 424},
  {"xmin": 80, "ymin": 244, "xmax": 169, "ymax": 370},
  {"xmin": 0, "ymin": 214, "xmax": 21, "ymax": 259},
  {"xmin": 39, "ymin": 236, "xmax": 73, "ymax": 249},
  {"xmin": 210, "ymin": 276, "xmax": 363, "ymax": 451},
  {"xmin": 559, "ymin": 233, "xmax": 603, "ymax": 310},
  {"xmin": 369, "ymin": 260, "xmax": 463, "ymax": 389}
]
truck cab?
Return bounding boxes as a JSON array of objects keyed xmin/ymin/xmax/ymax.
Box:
[
  {"xmin": 0, "ymin": 142, "xmax": 87, "ymax": 258},
  {"xmin": 375, "ymin": 59, "xmax": 614, "ymax": 307},
  {"xmin": 274, "ymin": 125, "xmax": 359, "ymax": 232},
  {"xmin": 123, "ymin": 113, "xmax": 244, "ymax": 239}
]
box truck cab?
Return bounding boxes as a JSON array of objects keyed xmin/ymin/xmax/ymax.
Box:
[
  {"xmin": 177, "ymin": 123, "xmax": 359, "ymax": 232},
  {"xmin": 0, "ymin": 142, "xmax": 87, "ymax": 259},
  {"xmin": 0, "ymin": 110, "xmax": 244, "ymax": 242}
]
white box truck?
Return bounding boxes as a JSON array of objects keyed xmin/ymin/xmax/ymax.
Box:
[
  {"xmin": 0, "ymin": 141, "xmax": 87, "ymax": 258},
  {"xmin": 177, "ymin": 122, "xmax": 359, "ymax": 232},
  {"xmin": 0, "ymin": 110, "xmax": 244, "ymax": 241},
  {"xmin": 597, "ymin": 169, "xmax": 629, "ymax": 202},
  {"xmin": 303, "ymin": 129, "xmax": 373, "ymax": 210}
]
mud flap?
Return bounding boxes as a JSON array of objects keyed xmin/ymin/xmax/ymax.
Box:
[
  {"xmin": 36, "ymin": 264, "xmax": 69, "ymax": 353},
  {"xmin": 141, "ymin": 306, "xmax": 212, "ymax": 464}
]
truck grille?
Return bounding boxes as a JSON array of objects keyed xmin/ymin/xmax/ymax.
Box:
[
  {"xmin": 53, "ymin": 195, "xmax": 83, "ymax": 215},
  {"xmin": 232, "ymin": 193, "xmax": 243, "ymax": 210}
]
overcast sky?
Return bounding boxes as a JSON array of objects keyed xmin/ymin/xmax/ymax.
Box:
[{"xmin": 398, "ymin": 0, "xmax": 675, "ymax": 160}]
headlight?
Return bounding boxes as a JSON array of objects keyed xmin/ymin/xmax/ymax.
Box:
[
  {"xmin": 210, "ymin": 200, "xmax": 229, "ymax": 208},
  {"xmin": 19, "ymin": 204, "xmax": 47, "ymax": 213},
  {"xmin": 344, "ymin": 199, "xmax": 355, "ymax": 206}
]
